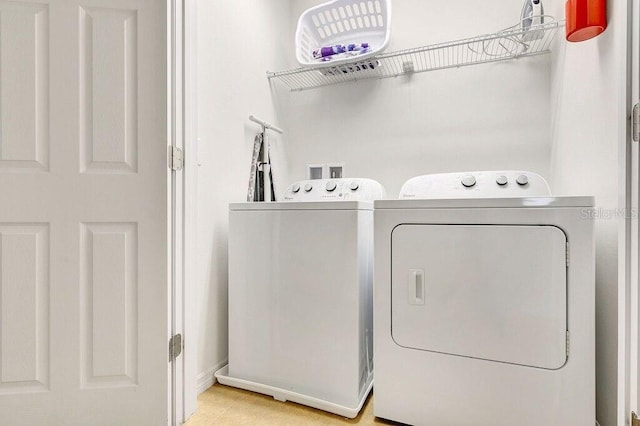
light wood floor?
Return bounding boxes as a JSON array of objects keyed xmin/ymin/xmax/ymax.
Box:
[{"xmin": 185, "ymin": 384, "xmax": 401, "ymax": 425}]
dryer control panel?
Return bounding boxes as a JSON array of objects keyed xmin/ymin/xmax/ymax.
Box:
[
  {"xmin": 282, "ymin": 178, "xmax": 386, "ymax": 201},
  {"xmin": 399, "ymin": 171, "xmax": 551, "ymax": 199}
]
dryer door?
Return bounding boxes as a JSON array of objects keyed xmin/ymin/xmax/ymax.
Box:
[{"xmin": 391, "ymin": 224, "xmax": 567, "ymax": 369}]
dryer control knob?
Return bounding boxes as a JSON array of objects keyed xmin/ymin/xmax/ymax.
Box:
[
  {"xmin": 326, "ymin": 181, "xmax": 337, "ymax": 192},
  {"xmin": 496, "ymin": 176, "xmax": 508, "ymax": 186},
  {"xmin": 292, "ymin": 184, "xmax": 301, "ymax": 193},
  {"xmin": 461, "ymin": 175, "xmax": 476, "ymax": 188},
  {"xmin": 304, "ymin": 184, "xmax": 313, "ymax": 192},
  {"xmin": 349, "ymin": 181, "xmax": 360, "ymax": 191},
  {"xmin": 516, "ymin": 175, "xmax": 529, "ymax": 186}
]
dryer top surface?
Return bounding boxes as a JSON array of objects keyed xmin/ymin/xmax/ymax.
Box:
[{"xmin": 375, "ymin": 196, "xmax": 594, "ymax": 210}]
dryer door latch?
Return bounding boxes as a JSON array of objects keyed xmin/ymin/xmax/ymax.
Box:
[{"xmin": 408, "ymin": 269, "xmax": 425, "ymax": 305}]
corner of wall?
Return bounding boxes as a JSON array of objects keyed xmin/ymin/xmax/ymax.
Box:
[{"xmin": 195, "ymin": 0, "xmax": 298, "ymax": 385}]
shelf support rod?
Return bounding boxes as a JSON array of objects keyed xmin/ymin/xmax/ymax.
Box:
[{"xmin": 249, "ymin": 115, "xmax": 284, "ymax": 135}]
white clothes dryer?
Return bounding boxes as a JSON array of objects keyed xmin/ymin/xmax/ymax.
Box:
[
  {"xmin": 373, "ymin": 171, "xmax": 595, "ymax": 426},
  {"xmin": 216, "ymin": 178, "xmax": 385, "ymax": 418}
]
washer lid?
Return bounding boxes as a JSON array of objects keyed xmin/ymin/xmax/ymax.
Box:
[
  {"xmin": 229, "ymin": 201, "xmax": 373, "ymax": 211},
  {"xmin": 391, "ymin": 224, "xmax": 568, "ymax": 369}
]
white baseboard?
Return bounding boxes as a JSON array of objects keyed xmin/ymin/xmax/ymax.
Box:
[{"xmin": 197, "ymin": 359, "xmax": 228, "ymax": 395}]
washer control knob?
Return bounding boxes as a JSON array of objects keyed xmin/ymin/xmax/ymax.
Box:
[
  {"xmin": 496, "ymin": 176, "xmax": 508, "ymax": 186},
  {"xmin": 326, "ymin": 181, "xmax": 337, "ymax": 192},
  {"xmin": 516, "ymin": 175, "xmax": 529, "ymax": 186},
  {"xmin": 349, "ymin": 181, "xmax": 360, "ymax": 191},
  {"xmin": 292, "ymin": 184, "xmax": 301, "ymax": 193},
  {"xmin": 304, "ymin": 184, "xmax": 313, "ymax": 192},
  {"xmin": 461, "ymin": 175, "xmax": 476, "ymax": 188}
]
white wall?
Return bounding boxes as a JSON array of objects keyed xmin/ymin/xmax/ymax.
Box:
[
  {"xmin": 549, "ymin": 0, "xmax": 627, "ymax": 425},
  {"xmin": 280, "ymin": 0, "xmax": 552, "ymax": 195},
  {"xmin": 195, "ymin": 0, "xmax": 292, "ymax": 390}
]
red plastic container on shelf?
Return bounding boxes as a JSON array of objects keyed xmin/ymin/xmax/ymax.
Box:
[{"xmin": 566, "ymin": 0, "xmax": 607, "ymax": 42}]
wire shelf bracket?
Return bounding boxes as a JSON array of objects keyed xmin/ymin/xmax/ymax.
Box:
[{"xmin": 268, "ymin": 20, "xmax": 563, "ymax": 92}]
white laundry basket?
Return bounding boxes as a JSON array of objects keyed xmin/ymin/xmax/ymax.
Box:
[{"xmin": 295, "ymin": 0, "xmax": 392, "ymax": 68}]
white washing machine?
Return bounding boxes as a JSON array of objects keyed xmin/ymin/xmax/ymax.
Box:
[
  {"xmin": 216, "ymin": 178, "xmax": 385, "ymax": 418},
  {"xmin": 373, "ymin": 171, "xmax": 595, "ymax": 426}
]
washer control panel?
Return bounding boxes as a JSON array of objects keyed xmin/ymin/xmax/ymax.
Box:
[
  {"xmin": 282, "ymin": 178, "xmax": 386, "ymax": 201},
  {"xmin": 399, "ymin": 171, "xmax": 551, "ymax": 199}
]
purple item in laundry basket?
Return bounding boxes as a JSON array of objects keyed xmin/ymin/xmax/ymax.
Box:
[
  {"xmin": 312, "ymin": 42, "xmax": 372, "ymax": 62},
  {"xmin": 347, "ymin": 42, "xmax": 370, "ymax": 52},
  {"xmin": 312, "ymin": 44, "xmax": 347, "ymax": 59}
]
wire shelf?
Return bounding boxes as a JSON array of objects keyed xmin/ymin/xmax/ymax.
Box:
[{"xmin": 268, "ymin": 20, "xmax": 563, "ymax": 92}]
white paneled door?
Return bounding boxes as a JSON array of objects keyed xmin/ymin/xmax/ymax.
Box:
[{"xmin": 0, "ymin": 0, "xmax": 169, "ymax": 425}]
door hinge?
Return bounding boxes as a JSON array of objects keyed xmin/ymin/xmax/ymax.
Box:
[
  {"xmin": 169, "ymin": 333, "xmax": 183, "ymax": 362},
  {"xmin": 566, "ymin": 330, "xmax": 570, "ymax": 356},
  {"xmin": 633, "ymin": 103, "xmax": 640, "ymax": 142},
  {"xmin": 632, "ymin": 411, "xmax": 640, "ymax": 426},
  {"xmin": 566, "ymin": 242, "xmax": 570, "ymax": 267},
  {"xmin": 168, "ymin": 146, "xmax": 184, "ymax": 171}
]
